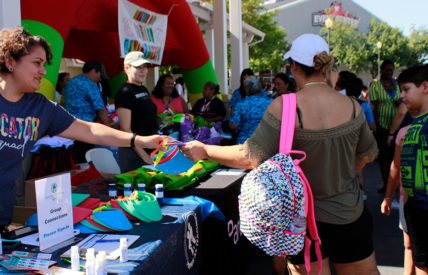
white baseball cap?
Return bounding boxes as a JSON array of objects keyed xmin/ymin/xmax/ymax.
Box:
[
  {"xmin": 124, "ymin": 51, "xmax": 151, "ymax": 67},
  {"xmin": 283, "ymin": 34, "xmax": 329, "ymax": 67}
]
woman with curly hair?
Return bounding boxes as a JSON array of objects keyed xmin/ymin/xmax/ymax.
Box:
[{"xmin": 0, "ymin": 27, "xmax": 163, "ymax": 231}]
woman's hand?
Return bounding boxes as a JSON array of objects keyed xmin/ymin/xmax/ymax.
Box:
[
  {"xmin": 136, "ymin": 135, "xmax": 167, "ymax": 151},
  {"xmin": 181, "ymin": 140, "xmax": 208, "ymax": 161},
  {"xmin": 380, "ymin": 198, "xmax": 392, "ymax": 216}
]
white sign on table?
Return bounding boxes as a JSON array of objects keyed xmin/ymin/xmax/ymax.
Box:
[{"xmin": 35, "ymin": 173, "xmax": 74, "ymax": 251}]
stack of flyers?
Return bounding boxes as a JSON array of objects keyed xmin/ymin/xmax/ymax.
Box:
[{"xmin": 0, "ymin": 251, "xmax": 55, "ymax": 271}]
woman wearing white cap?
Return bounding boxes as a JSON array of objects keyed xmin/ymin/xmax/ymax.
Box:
[
  {"xmin": 182, "ymin": 34, "xmax": 379, "ymax": 274},
  {"xmin": 114, "ymin": 51, "xmax": 159, "ymax": 172}
]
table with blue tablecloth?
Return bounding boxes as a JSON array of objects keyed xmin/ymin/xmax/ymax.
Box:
[{"xmin": 3, "ymin": 204, "xmax": 202, "ymax": 275}]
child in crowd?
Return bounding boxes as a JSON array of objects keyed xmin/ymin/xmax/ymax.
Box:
[
  {"xmin": 381, "ymin": 106, "xmax": 419, "ymax": 275},
  {"xmin": 386, "ymin": 64, "xmax": 428, "ymax": 274}
]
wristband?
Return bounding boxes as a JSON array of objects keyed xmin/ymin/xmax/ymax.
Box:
[{"xmin": 130, "ymin": 133, "xmax": 137, "ymax": 148}]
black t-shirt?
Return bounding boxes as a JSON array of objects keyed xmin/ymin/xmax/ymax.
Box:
[
  {"xmin": 115, "ymin": 83, "xmax": 158, "ymax": 136},
  {"xmin": 192, "ymin": 97, "xmax": 226, "ymax": 119}
]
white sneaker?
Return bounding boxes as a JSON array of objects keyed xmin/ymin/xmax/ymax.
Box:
[{"xmin": 391, "ymin": 200, "xmax": 400, "ymax": 209}]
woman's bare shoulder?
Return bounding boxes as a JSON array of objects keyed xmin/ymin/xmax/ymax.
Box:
[{"xmin": 267, "ymin": 96, "xmax": 283, "ymax": 120}]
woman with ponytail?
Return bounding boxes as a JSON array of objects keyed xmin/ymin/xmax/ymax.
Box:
[{"xmin": 182, "ymin": 34, "xmax": 379, "ymax": 275}]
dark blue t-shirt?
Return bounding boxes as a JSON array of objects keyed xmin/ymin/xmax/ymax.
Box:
[
  {"xmin": 0, "ymin": 93, "xmax": 75, "ymax": 224},
  {"xmin": 401, "ymin": 112, "xmax": 428, "ymax": 209}
]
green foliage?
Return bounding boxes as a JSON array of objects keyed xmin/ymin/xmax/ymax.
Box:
[
  {"xmin": 241, "ymin": 0, "xmax": 290, "ymax": 73},
  {"xmin": 320, "ymin": 18, "xmax": 370, "ymax": 73},
  {"xmin": 366, "ymin": 18, "xmax": 416, "ymax": 77},
  {"xmin": 158, "ymin": 64, "xmax": 180, "ymax": 76},
  {"xmin": 409, "ymin": 27, "xmax": 428, "ymax": 64},
  {"xmin": 321, "ymin": 17, "xmax": 427, "ymax": 78}
]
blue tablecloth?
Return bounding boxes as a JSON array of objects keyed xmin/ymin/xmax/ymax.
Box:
[{"xmin": 3, "ymin": 204, "xmax": 201, "ymax": 275}]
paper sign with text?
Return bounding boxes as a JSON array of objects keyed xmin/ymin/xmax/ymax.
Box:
[
  {"xmin": 35, "ymin": 173, "xmax": 74, "ymax": 251},
  {"xmin": 118, "ymin": 0, "xmax": 168, "ymax": 64}
]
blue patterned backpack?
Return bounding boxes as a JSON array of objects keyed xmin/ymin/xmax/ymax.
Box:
[{"xmin": 239, "ymin": 94, "xmax": 322, "ymax": 274}]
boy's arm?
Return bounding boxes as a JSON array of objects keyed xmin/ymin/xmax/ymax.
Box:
[
  {"xmin": 381, "ymin": 144, "xmax": 401, "ymax": 216},
  {"xmin": 387, "ymin": 103, "xmax": 407, "ymax": 145}
]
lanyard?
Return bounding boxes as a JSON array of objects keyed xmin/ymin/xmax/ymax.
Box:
[
  {"xmin": 201, "ymin": 97, "xmax": 214, "ymax": 113},
  {"xmin": 162, "ymin": 97, "xmax": 175, "ymax": 114}
]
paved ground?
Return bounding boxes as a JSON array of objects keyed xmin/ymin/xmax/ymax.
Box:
[{"xmin": 244, "ymin": 161, "xmax": 405, "ymax": 275}]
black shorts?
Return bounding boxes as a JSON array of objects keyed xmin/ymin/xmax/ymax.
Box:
[
  {"xmin": 404, "ymin": 203, "xmax": 428, "ymax": 268},
  {"xmin": 287, "ymin": 206, "xmax": 374, "ymax": 264}
]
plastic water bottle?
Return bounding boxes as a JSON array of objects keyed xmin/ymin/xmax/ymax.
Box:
[
  {"xmin": 137, "ymin": 183, "xmax": 146, "ymax": 192},
  {"xmin": 119, "ymin": 238, "xmax": 128, "ymax": 262},
  {"xmin": 123, "ymin": 183, "xmax": 132, "ymax": 197},
  {"xmin": 108, "ymin": 183, "xmax": 117, "ymax": 199},
  {"xmin": 290, "ymin": 206, "xmax": 306, "ymax": 234},
  {"xmin": 71, "ymin": 245, "xmax": 80, "ymax": 271},
  {"xmin": 85, "ymin": 248, "xmax": 95, "ymax": 275},
  {"xmin": 155, "ymin": 184, "xmax": 164, "ymax": 204}
]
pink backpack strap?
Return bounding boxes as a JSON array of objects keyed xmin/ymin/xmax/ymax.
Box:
[
  {"xmin": 279, "ymin": 94, "xmax": 297, "ymax": 154},
  {"xmin": 299, "ymin": 169, "xmax": 322, "ymax": 275},
  {"xmin": 280, "ymin": 94, "xmax": 322, "ymax": 275}
]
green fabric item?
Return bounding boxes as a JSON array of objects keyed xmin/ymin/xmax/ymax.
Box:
[
  {"xmin": 114, "ymin": 160, "xmax": 220, "ymax": 191},
  {"xmin": 80, "ymin": 219, "xmax": 109, "ymax": 232},
  {"xmin": 117, "ymin": 192, "xmax": 162, "ymax": 222},
  {"xmin": 72, "ymin": 193, "xmax": 90, "ymax": 207}
]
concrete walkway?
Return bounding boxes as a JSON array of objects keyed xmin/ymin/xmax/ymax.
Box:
[{"xmin": 244, "ymin": 161, "xmax": 405, "ymax": 275}]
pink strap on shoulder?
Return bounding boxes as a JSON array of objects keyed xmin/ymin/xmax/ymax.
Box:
[{"xmin": 279, "ymin": 94, "xmax": 297, "ymax": 154}]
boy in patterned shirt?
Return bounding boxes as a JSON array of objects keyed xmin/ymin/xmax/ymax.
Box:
[{"xmin": 398, "ymin": 64, "xmax": 428, "ymax": 273}]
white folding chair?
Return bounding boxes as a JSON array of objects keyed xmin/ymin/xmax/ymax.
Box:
[{"xmin": 85, "ymin": 148, "xmax": 121, "ymax": 174}]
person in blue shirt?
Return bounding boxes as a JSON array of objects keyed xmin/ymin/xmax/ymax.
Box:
[
  {"xmin": 345, "ymin": 77, "xmax": 375, "ymax": 130},
  {"xmin": 230, "ymin": 76, "xmax": 273, "ymax": 144},
  {"xmin": 63, "ymin": 61, "xmax": 111, "ymax": 162},
  {"xmin": 0, "ymin": 27, "xmax": 164, "ymax": 232},
  {"xmin": 229, "ymin": 68, "xmax": 254, "ymax": 117},
  {"xmin": 396, "ymin": 64, "xmax": 428, "ymax": 273}
]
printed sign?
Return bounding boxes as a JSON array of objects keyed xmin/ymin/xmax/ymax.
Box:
[
  {"xmin": 312, "ymin": 2, "xmax": 359, "ymax": 27},
  {"xmin": 35, "ymin": 173, "xmax": 74, "ymax": 251},
  {"xmin": 118, "ymin": 0, "xmax": 168, "ymax": 64}
]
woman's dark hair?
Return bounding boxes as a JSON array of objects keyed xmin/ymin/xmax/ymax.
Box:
[
  {"xmin": 380, "ymin": 59, "xmax": 394, "ymax": 70},
  {"xmin": 152, "ymin": 74, "xmax": 179, "ymax": 99},
  {"xmin": 336, "ymin": 70, "xmax": 357, "ymax": 90},
  {"xmin": 397, "ymin": 64, "xmax": 428, "ymax": 86},
  {"xmin": 274, "ymin": 73, "xmax": 290, "ymax": 86},
  {"xmin": 204, "ymin": 81, "xmax": 220, "ymax": 95},
  {"xmin": 345, "ymin": 77, "xmax": 364, "ymax": 98},
  {"xmin": 0, "ymin": 27, "xmax": 52, "ymax": 73},
  {"xmin": 239, "ymin": 68, "xmax": 254, "ymax": 98},
  {"xmin": 176, "ymin": 76, "xmax": 184, "ymax": 85},
  {"xmin": 56, "ymin": 72, "xmax": 70, "ymax": 91}
]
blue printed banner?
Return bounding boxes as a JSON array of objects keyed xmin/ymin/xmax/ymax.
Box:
[{"xmin": 118, "ymin": 0, "xmax": 168, "ymax": 65}]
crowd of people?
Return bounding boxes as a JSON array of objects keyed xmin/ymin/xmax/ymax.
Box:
[{"xmin": 1, "ymin": 25, "xmax": 428, "ymax": 275}]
